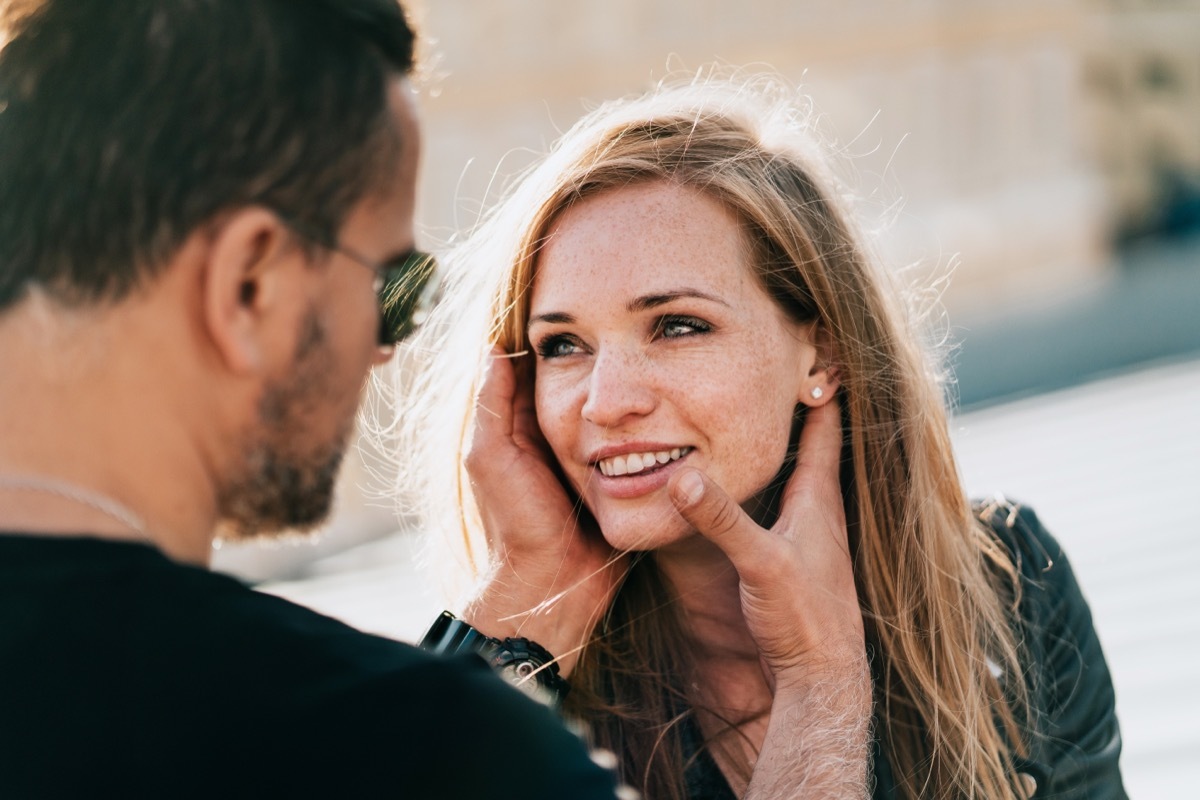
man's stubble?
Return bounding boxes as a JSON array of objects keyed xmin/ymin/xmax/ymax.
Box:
[{"xmin": 216, "ymin": 309, "xmax": 353, "ymax": 542}]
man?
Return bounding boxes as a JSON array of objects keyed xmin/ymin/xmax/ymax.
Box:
[{"xmin": 0, "ymin": 1, "xmax": 619, "ymax": 796}]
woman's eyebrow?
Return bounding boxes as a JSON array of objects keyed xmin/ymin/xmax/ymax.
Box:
[
  {"xmin": 529, "ymin": 289, "xmax": 729, "ymax": 325},
  {"xmin": 528, "ymin": 311, "xmax": 575, "ymax": 326},
  {"xmin": 628, "ymin": 289, "xmax": 730, "ymax": 312}
]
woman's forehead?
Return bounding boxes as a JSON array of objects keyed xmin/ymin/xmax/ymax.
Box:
[
  {"xmin": 533, "ymin": 182, "xmax": 748, "ymax": 293},
  {"xmin": 540, "ymin": 182, "xmax": 734, "ymax": 262}
]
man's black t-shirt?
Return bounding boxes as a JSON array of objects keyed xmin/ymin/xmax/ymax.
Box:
[{"xmin": 0, "ymin": 534, "xmax": 618, "ymax": 799}]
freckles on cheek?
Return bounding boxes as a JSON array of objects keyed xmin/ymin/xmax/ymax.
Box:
[{"xmin": 716, "ymin": 370, "xmax": 796, "ymax": 471}]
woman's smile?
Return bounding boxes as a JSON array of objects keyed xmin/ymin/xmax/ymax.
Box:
[
  {"xmin": 588, "ymin": 445, "xmax": 695, "ymax": 501},
  {"xmin": 595, "ymin": 446, "xmax": 692, "ymax": 477}
]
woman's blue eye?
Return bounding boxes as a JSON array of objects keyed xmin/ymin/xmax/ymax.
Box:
[
  {"xmin": 534, "ymin": 335, "xmax": 581, "ymax": 358},
  {"xmin": 658, "ymin": 315, "xmax": 711, "ymax": 338}
]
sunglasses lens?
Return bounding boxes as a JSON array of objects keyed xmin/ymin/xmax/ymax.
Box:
[{"xmin": 378, "ymin": 251, "xmax": 438, "ymax": 346}]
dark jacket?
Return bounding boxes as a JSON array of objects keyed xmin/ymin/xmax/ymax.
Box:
[
  {"xmin": 969, "ymin": 500, "xmax": 1124, "ymax": 799},
  {"xmin": 872, "ymin": 501, "xmax": 1127, "ymax": 798}
]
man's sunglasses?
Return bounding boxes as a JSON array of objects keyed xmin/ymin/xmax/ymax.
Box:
[
  {"xmin": 279, "ymin": 217, "xmax": 439, "ymax": 347},
  {"xmin": 374, "ymin": 249, "xmax": 439, "ymax": 346}
]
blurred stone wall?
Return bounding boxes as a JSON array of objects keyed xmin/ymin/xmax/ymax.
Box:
[
  {"xmin": 408, "ymin": 0, "xmax": 1110, "ymax": 314},
  {"xmin": 1084, "ymin": 0, "xmax": 1200, "ymax": 238}
]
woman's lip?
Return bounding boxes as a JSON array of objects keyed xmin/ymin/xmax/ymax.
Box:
[{"xmin": 590, "ymin": 449, "xmax": 692, "ymax": 499}]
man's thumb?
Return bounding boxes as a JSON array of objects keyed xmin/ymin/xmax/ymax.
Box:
[{"xmin": 669, "ymin": 468, "xmax": 755, "ymax": 559}]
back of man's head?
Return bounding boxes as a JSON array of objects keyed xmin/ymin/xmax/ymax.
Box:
[{"xmin": 0, "ymin": 0, "xmax": 414, "ymax": 313}]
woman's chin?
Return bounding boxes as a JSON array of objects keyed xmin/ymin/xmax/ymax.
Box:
[{"xmin": 594, "ymin": 510, "xmax": 694, "ymax": 553}]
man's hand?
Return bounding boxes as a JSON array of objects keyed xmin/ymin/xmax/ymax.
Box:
[
  {"xmin": 668, "ymin": 400, "xmax": 871, "ymax": 797},
  {"xmin": 462, "ymin": 350, "xmax": 626, "ymax": 676}
]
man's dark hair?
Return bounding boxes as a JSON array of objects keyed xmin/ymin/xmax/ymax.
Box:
[{"xmin": 0, "ymin": 0, "xmax": 415, "ymax": 311}]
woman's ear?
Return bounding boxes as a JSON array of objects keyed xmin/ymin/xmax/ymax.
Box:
[
  {"xmin": 799, "ymin": 322, "xmax": 840, "ymax": 407},
  {"xmin": 201, "ymin": 207, "xmax": 295, "ymax": 376}
]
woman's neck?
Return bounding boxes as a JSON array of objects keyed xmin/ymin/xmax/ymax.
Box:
[
  {"xmin": 656, "ymin": 535, "xmax": 773, "ymax": 794},
  {"xmin": 655, "ymin": 536, "xmax": 771, "ymax": 695}
]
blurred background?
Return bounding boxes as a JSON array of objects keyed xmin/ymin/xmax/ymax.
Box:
[{"xmin": 213, "ymin": 0, "xmax": 1200, "ymax": 794}]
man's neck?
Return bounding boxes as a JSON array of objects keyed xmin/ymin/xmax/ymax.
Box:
[
  {"xmin": 0, "ymin": 467, "xmax": 217, "ymax": 566},
  {"xmin": 0, "ymin": 483, "xmax": 152, "ymax": 544},
  {"xmin": 0, "ymin": 296, "xmax": 220, "ymax": 566}
]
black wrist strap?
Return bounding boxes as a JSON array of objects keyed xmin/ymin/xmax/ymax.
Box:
[
  {"xmin": 419, "ymin": 611, "xmax": 570, "ymax": 708},
  {"xmin": 419, "ymin": 610, "xmax": 496, "ymax": 656}
]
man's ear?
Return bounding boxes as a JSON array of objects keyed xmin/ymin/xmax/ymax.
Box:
[
  {"xmin": 798, "ymin": 322, "xmax": 841, "ymax": 407},
  {"xmin": 201, "ymin": 207, "xmax": 298, "ymax": 376}
]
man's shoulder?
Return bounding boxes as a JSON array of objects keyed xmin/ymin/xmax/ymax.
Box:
[
  {"xmin": 0, "ymin": 535, "xmax": 621, "ymax": 798},
  {"xmin": 0, "ymin": 533, "xmax": 437, "ymax": 695},
  {"xmin": 0, "ymin": 533, "xmax": 561, "ymax": 700}
]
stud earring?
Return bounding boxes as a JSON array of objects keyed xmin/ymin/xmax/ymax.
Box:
[{"xmin": 810, "ymin": 386, "xmax": 824, "ymax": 400}]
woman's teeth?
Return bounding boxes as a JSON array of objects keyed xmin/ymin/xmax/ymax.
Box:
[{"xmin": 598, "ymin": 447, "xmax": 690, "ymax": 477}]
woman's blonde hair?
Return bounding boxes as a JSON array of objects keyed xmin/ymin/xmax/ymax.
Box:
[{"xmin": 399, "ymin": 73, "xmax": 1030, "ymax": 800}]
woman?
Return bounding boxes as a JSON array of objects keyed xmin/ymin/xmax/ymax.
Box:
[{"xmin": 401, "ymin": 75, "xmax": 1126, "ymax": 799}]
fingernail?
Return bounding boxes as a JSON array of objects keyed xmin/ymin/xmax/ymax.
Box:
[{"xmin": 674, "ymin": 470, "xmax": 704, "ymax": 506}]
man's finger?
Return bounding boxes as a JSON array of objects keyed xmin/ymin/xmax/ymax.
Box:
[
  {"xmin": 794, "ymin": 400, "xmax": 843, "ymax": 482},
  {"xmin": 776, "ymin": 399, "xmax": 844, "ymax": 524},
  {"xmin": 473, "ymin": 347, "xmax": 517, "ymax": 439},
  {"xmin": 669, "ymin": 468, "xmax": 768, "ymax": 569},
  {"xmin": 508, "ymin": 353, "xmax": 542, "ymax": 443}
]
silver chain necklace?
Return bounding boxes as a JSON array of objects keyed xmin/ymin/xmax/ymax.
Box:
[{"xmin": 0, "ymin": 473, "xmax": 150, "ymax": 541}]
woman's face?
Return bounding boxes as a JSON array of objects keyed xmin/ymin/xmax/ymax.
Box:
[{"xmin": 528, "ymin": 180, "xmax": 822, "ymax": 553}]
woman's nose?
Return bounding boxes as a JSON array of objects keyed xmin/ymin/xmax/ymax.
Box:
[{"xmin": 581, "ymin": 349, "xmax": 657, "ymax": 427}]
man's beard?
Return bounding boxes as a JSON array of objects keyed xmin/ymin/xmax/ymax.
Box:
[{"xmin": 216, "ymin": 311, "xmax": 353, "ymax": 542}]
